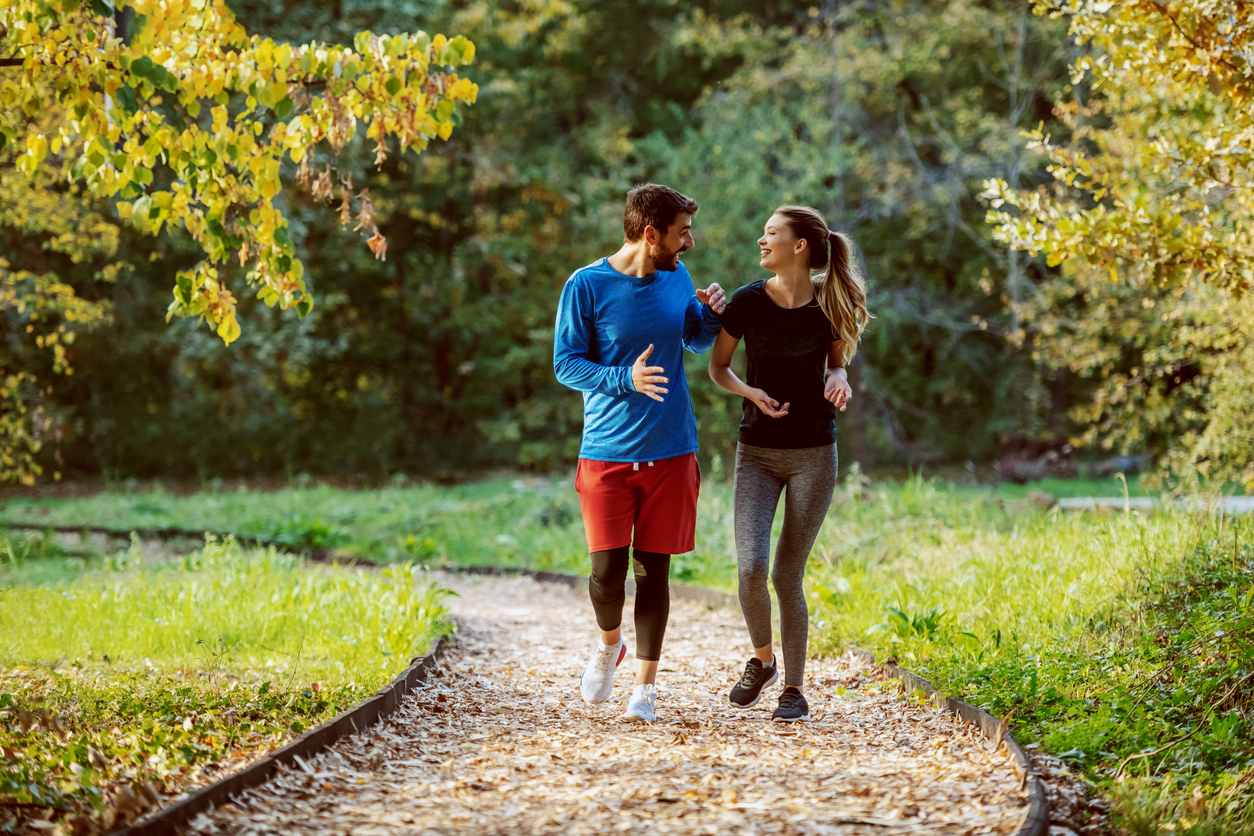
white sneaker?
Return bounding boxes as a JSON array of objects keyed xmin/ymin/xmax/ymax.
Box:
[
  {"xmin": 580, "ymin": 638, "xmax": 627, "ymax": 703},
  {"xmin": 622, "ymin": 683, "xmax": 658, "ymax": 722}
]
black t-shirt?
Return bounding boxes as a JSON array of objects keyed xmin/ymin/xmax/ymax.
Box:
[{"xmin": 721, "ymin": 280, "xmax": 838, "ymax": 449}]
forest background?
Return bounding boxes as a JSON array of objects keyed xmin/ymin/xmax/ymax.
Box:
[{"xmin": 1, "ymin": 0, "xmax": 1247, "ymax": 489}]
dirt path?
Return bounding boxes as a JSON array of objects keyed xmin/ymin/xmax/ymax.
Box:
[{"xmin": 190, "ymin": 573, "xmax": 1028, "ymax": 835}]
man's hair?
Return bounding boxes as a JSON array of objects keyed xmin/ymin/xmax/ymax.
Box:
[{"xmin": 623, "ymin": 183, "xmax": 699, "ymax": 243}]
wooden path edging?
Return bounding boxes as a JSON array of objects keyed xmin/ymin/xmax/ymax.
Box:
[
  {"xmin": 113, "ymin": 639, "xmax": 446, "ymax": 836},
  {"xmin": 8, "ymin": 524, "xmax": 1048, "ymax": 835},
  {"xmin": 846, "ymin": 648, "xmax": 1049, "ymax": 836}
]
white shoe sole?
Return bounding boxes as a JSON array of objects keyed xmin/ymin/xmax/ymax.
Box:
[
  {"xmin": 729, "ymin": 668, "xmax": 778, "ymax": 709},
  {"xmin": 772, "ymin": 712, "xmax": 810, "ymax": 723},
  {"xmin": 622, "ymin": 709, "xmax": 655, "ymax": 723}
]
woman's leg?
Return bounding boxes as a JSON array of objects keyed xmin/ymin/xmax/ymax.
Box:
[
  {"xmin": 734, "ymin": 444, "xmax": 786, "ymax": 655},
  {"xmin": 588, "ymin": 546, "xmax": 631, "ymax": 644},
  {"xmin": 773, "ymin": 445, "xmax": 838, "ymax": 689},
  {"xmin": 629, "ymin": 549, "xmax": 670, "ymax": 684}
]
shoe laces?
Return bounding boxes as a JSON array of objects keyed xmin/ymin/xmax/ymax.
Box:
[
  {"xmin": 778, "ymin": 690, "xmax": 805, "ymax": 709},
  {"xmin": 739, "ymin": 659, "xmax": 768, "ymax": 688},
  {"xmin": 591, "ymin": 642, "xmax": 617, "ymax": 673},
  {"xmin": 634, "ymin": 684, "xmax": 658, "ymax": 707}
]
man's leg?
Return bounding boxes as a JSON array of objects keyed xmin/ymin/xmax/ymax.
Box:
[
  {"xmin": 589, "ymin": 546, "xmax": 631, "ymax": 645},
  {"xmin": 629, "ymin": 549, "xmax": 671, "ymax": 685},
  {"xmin": 575, "ymin": 459, "xmax": 636, "ymax": 704}
]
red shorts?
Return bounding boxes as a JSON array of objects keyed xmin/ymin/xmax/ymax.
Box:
[{"xmin": 575, "ymin": 453, "xmax": 700, "ymax": 554}]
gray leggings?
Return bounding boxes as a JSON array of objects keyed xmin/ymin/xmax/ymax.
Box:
[{"xmin": 734, "ymin": 442, "xmax": 837, "ymax": 687}]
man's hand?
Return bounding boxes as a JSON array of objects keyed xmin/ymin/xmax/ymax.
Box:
[
  {"xmin": 695, "ymin": 282, "xmax": 727, "ymax": 314},
  {"xmin": 824, "ymin": 372, "xmax": 853, "ymax": 412},
  {"xmin": 631, "ymin": 344, "xmax": 669, "ymax": 402},
  {"xmin": 749, "ymin": 388, "xmax": 789, "ymax": 418}
]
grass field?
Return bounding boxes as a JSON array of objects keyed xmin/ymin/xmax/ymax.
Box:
[
  {"xmin": 0, "ymin": 534, "xmax": 447, "ymax": 827},
  {"xmin": 3, "ymin": 471, "xmax": 1250, "ymax": 834}
]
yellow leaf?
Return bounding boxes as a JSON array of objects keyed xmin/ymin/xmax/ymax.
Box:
[{"xmin": 217, "ymin": 314, "xmax": 241, "ymax": 345}]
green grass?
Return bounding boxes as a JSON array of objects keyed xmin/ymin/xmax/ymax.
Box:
[
  {"xmin": 0, "ymin": 477, "xmax": 742, "ymax": 591},
  {"xmin": 4, "ymin": 472, "xmax": 1250, "ymax": 833},
  {"xmin": 0, "ymin": 535, "xmax": 447, "ymax": 823},
  {"xmin": 805, "ymin": 473, "xmax": 1254, "ymax": 835}
]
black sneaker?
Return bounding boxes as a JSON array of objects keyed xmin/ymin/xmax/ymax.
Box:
[
  {"xmin": 772, "ymin": 687, "xmax": 810, "ymax": 722},
  {"xmin": 729, "ymin": 657, "xmax": 778, "ymax": 708}
]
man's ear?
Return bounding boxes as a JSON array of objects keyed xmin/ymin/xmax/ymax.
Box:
[{"xmin": 644, "ymin": 224, "xmax": 660, "ymax": 246}]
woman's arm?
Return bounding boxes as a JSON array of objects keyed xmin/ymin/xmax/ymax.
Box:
[
  {"xmin": 708, "ymin": 328, "xmax": 789, "ymax": 418},
  {"xmin": 822, "ymin": 341, "xmax": 853, "ymax": 412}
]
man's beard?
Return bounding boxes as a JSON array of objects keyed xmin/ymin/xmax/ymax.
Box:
[{"xmin": 650, "ymin": 243, "xmax": 685, "ymax": 272}]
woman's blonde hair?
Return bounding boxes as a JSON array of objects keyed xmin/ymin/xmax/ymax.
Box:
[{"xmin": 773, "ymin": 205, "xmax": 872, "ymax": 365}]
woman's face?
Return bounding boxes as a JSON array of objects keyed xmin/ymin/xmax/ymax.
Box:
[{"xmin": 758, "ymin": 213, "xmax": 805, "ymax": 272}]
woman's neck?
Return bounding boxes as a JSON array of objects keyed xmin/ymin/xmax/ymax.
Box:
[{"xmin": 766, "ymin": 265, "xmax": 814, "ymax": 309}]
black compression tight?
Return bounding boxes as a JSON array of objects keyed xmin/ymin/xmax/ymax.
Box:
[{"xmin": 588, "ymin": 547, "xmax": 671, "ymax": 662}]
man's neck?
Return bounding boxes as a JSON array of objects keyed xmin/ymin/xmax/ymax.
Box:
[{"xmin": 607, "ymin": 241, "xmax": 655, "ymax": 278}]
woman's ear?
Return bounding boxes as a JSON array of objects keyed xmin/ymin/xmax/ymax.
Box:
[{"xmin": 795, "ymin": 238, "xmax": 808, "ymax": 256}]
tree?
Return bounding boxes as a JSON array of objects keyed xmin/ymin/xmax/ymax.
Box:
[
  {"xmin": 659, "ymin": 0, "xmax": 1071, "ymax": 469},
  {"xmin": 0, "ymin": 0, "xmax": 478, "ymax": 345},
  {"xmin": 984, "ymin": 1, "xmax": 1254, "ymax": 489},
  {"xmin": 1, "ymin": 73, "xmax": 116, "ymax": 484}
]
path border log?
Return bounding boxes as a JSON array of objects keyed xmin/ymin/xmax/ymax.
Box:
[
  {"xmin": 113, "ymin": 641, "xmax": 445, "ymax": 836},
  {"xmin": 5, "ymin": 524, "xmax": 1047, "ymax": 835}
]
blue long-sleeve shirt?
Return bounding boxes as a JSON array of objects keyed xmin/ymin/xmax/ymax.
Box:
[{"xmin": 554, "ymin": 257, "xmax": 721, "ymax": 462}]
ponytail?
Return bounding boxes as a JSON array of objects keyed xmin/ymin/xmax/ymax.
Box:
[
  {"xmin": 818, "ymin": 229, "xmax": 871, "ymax": 366},
  {"xmin": 772, "ymin": 205, "xmax": 873, "ymax": 365}
]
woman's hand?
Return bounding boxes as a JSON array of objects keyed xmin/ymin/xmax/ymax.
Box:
[
  {"xmin": 750, "ymin": 388, "xmax": 789, "ymax": 418},
  {"xmin": 824, "ymin": 371, "xmax": 853, "ymax": 411}
]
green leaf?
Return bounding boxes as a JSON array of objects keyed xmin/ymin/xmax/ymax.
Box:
[
  {"xmin": 131, "ymin": 56, "xmax": 155, "ymax": 80},
  {"xmin": 114, "ymin": 86, "xmax": 138, "ymax": 115},
  {"xmin": 295, "ymin": 295, "xmax": 314, "ymax": 319},
  {"xmin": 273, "ymin": 96, "xmax": 294, "ymax": 120},
  {"xmin": 176, "ymin": 274, "xmax": 192, "ymax": 305},
  {"xmin": 435, "ymin": 100, "xmax": 455, "ymax": 122},
  {"xmin": 86, "ymin": 0, "xmax": 112, "ymax": 16},
  {"xmin": 384, "ymin": 77, "xmax": 402, "ymax": 97}
]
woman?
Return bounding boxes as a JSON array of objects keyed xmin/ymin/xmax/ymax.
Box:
[{"xmin": 708, "ymin": 205, "xmax": 870, "ymax": 722}]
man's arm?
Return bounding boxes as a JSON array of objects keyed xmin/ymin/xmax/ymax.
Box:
[
  {"xmin": 682, "ymin": 282, "xmax": 727, "ymax": 354},
  {"xmin": 553, "ymin": 278, "xmax": 635, "ymax": 395}
]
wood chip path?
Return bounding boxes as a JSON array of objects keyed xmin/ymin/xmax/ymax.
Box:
[{"xmin": 189, "ymin": 573, "xmax": 1029, "ymax": 835}]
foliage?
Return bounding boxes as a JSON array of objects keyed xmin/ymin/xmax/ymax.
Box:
[
  {"xmin": 666, "ymin": 0, "xmax": 1073, "ymax": 466},
  {"xmin": 0, "ymin": 0, "xmax": 478, "ymax": 345},
  {"xmin": 984, "ymin": 1, "xmax": 1254, "ymax": 490},
  {"xmin": 0, "ymin": 535, "xmax": 447, "ymax": 825},
  {"xmin": 5, "ymin": 0, "xmax": 1082, "ymax": 481},
  {"xmin": 805, "ymin": 474, "xmax": 1254, "ymax": 834},
  {"xmin": 1, "ymin": 71, "xmax": 117, "ymax": 485}
]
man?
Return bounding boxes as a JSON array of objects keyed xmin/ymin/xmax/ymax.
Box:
[{"xmin": 554, "ymin": 183, "xmax": 727, "ymax": 722}]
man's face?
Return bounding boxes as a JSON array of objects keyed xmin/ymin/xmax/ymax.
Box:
[{"xmin": 647, "ymin": 213, "xmax": 695, "ymax": 272}]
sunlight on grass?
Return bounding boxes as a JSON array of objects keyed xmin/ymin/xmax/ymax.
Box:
[
  {"xmin": 1, "ymin": 536, "xmax": 447, "ymax": 681},
  {"xmin": 0, "ymin": 536, "xmax": 448, "ymax": 814}
]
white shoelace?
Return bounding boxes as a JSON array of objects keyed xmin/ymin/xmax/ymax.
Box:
[
  {"xmin": 591, "ymin": 643, "xmax": 617, "ymax": 673},
  {"xmin": 634, "ymin": 684, "xmax": 658, "ymax": 707}
]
